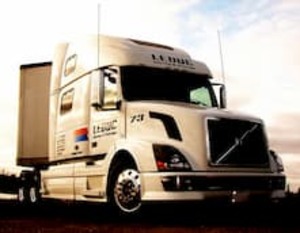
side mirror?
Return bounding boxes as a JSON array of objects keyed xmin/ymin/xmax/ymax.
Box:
[
  {"xmin": 270, "ymin": 150, "xmax": 284, "ymax": 173},
  {"xmin": 102, "ymin": 69, "xmax": 119, "ymax": 110},
  {"xmin": 212, "ymin": 83, "xmax": 227, "ymax": 109},
  {"xmin": 219, "ymin": 84, "xmax": 227, "ymax": 109},
  {"xmin": 91, "ymin": 67, "xmax": 120, "ymax": 111},
  {"xmin": 91, "ymin": 70, "xmax": 104, "ymax": 110}
]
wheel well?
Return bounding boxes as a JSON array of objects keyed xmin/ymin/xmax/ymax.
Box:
[
  {"xmin": 106, "ymin": 150, "xmax": 137, "ymax": 198},
  {"xmin": 108, "ymin": 150, "xmax": 137, "ymax": 175}
]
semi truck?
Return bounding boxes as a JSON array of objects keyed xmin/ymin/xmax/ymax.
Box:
[{"xmin": 14, "ymin": 34, "xmax": 285, "ymax": 214}]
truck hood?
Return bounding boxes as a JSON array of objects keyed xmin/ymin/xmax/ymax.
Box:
[
  {"xmin": 126, "ymin": 100, "xmax": 270, "ymax": 172},
  {"xmin": 126, "ymin": 100, "xmax": 263, "ymax": 124}
]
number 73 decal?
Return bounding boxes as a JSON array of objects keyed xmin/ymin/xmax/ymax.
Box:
[{"xmin": 130, "ymin": 114, "xmax": 145, "ymax": 124}]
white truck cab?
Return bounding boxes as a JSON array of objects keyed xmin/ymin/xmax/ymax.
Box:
[{"xmin": 17, "ymin": 35, "xmax": 285, "ymax": 214}]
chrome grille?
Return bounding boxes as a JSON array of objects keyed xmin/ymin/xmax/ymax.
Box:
[{"xmin": 207, "ymin": 118, "xmax": 269, "ymax": 167}]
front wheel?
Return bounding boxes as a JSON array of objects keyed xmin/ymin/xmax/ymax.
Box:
[{"xmin": 110, "ymin": 167, "xmax": 142, "ymax": 214}]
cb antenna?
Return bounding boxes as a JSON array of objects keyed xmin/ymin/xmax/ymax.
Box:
[
  {"xmin": 97, "ymin": 3, "xmax": 101, "ymax": 67},
  {"xmin": 217, "ymin": 30, "xmax": 226, "ymax": 84}
]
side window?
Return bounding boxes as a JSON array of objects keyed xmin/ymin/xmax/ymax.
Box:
[
  {"xmin": 64, "ymin": 54, "xmax": 77, "ymax": 77},
  {"xmin": 60, "ymin": 89, "xmax": 74, "ymax": 114},
  {"xmin": 190, "ymin": 87, "xmax": 212, "ymax": 107}
]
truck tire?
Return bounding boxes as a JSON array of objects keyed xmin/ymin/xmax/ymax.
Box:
[
  {"xmin": 28, "ymin": 185, "xmax": 40, "ymax": 204},
  {"xmin": 108, "ymin": 162, "xmax": 142, "ymax": 214}
]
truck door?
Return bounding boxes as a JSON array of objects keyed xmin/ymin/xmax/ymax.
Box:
[
  {"xmin": 89, "ymin": 68, "xmax": 121, "ymax": 155},
  {"xmin": 74, "ymin": 68, "xmax": 122, "ymax": 200}
]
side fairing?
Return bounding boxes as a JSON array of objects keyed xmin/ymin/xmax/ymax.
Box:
[{"xmin": 54, "ymin": 74, "xmax": 90, "ymax": 161}]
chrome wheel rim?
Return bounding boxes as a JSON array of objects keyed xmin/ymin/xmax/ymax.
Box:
[{"xmin": 114, "ymin": 169, "xmax": 141, "ymax": 213}]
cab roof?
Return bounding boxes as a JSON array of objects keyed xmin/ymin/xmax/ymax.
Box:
[{"xmin": 60, "ymin": 35, "xmax": 213, "ymax": 83}]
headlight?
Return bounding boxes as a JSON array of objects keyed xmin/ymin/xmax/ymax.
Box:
[{"xmin": 153, "ymin": 144, "xmax": 191, "ymax": 171}]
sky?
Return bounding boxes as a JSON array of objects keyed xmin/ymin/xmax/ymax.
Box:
[{"xmin": 0, "ymin": 0, "xmax": 299, "ymax": 187}]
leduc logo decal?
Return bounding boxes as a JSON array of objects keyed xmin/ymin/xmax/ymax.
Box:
[
  {"xmin": 151, "ymin": 53, "xmax": 194, "ymax": 69},
  {"xmin": 93, "ymin": 119, "xmax": 118, "ymax": 139},
  {"xmin": 74, "ymin": 128, "xmax": 88, "ymax": 142}
]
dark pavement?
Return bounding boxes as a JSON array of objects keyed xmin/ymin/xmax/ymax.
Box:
[{"xmin": 0, "ymin": 196, "xmax": 299, "ymax": 233}]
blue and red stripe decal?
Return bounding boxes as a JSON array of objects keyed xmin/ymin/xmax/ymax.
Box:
[{"xmin": 74, "ymin": 127, "xmax": 88, "ymax": 142}]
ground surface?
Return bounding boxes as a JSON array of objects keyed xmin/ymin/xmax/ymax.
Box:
[{"xmin": 0, "ymin": 197, "xmax": 299, "ymax": 233}]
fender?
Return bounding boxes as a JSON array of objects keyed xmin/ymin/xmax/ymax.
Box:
[{"xmin": 104, "ymin": 139, "xmax": 157, "ymax": 176}]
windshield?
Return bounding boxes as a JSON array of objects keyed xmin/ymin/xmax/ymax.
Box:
[{"xmin": 121, "ymin": 66, "xmax": 218, "ymax": 107}]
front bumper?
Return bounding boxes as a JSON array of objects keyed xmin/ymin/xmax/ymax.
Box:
[{"xmin": 141, "ymin": 172, "xmax": 286, "ymax": 202}]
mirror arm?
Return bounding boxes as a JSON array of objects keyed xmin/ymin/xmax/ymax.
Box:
[{"xmin": 91, "ymin": 102, "xmax": 102, "ymax": 110}]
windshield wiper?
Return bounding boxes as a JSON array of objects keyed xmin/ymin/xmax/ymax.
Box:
[{"xmin": 215, "ymin": 124, "xmax": 258, "ymax": 164}]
